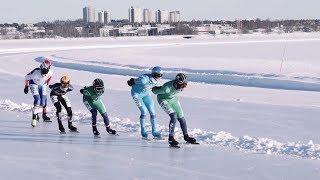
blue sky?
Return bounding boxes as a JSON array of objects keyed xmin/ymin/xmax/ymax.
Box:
[{"xmin": 0, "ymin": 0, "xmax": 318, "ymax": 23}]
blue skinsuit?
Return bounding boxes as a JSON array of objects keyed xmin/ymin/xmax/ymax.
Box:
[{"xmin": 131, "ymin": 74, "xmax": 160, "ymax": 138}]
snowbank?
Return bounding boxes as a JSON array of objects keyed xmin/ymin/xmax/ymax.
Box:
[{"xmin": 2, "ymin": 99, "xmax": 320, "ymax": 160}]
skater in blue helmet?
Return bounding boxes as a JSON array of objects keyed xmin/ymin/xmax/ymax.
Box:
[{"xmin": 127, "ymin": 66, "xmax": 163, "ymax": 139}]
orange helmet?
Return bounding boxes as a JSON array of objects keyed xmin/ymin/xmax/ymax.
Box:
[{"xmin": 60, "ymin": 75, "xmax": 70, "ymax": 87}]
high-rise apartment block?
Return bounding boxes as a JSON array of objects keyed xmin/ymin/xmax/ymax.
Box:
[{"xmin": 83, "ymin": 6, "xmax": 95, "ymax": 24}]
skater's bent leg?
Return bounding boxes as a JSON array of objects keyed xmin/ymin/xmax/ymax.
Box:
[
  {"xmin": 177, "ymin": 117, "xmax": 188, "ymax": 136},
  {"xmin": 33, "ymin": 95, "xmax": 40, "ymax": 107},
  {"xmin": 138, "ymin": 103, "xmax": 148, "ymax": 130},
  {"xmin": 101, "ymin": 112, "xmax": 110, "ymax": 127},
  {"xmin": 143, "ymin": 96, "xmax": 157, "ymax": 132},
  {"xmin": 60, "ymin": 96, "xmax": 72, "ymax": 120},
  {"xmin": 32, "ymin": 95, "xmax": 42, "ymax": 120},
  {"xmin": 169, "ymin": 113, "xmax": 178, "ymax": 136},
  {"xmin": 66, "ymin": 107, "xmax": 72, "ymax": 119},
  {"xmin": 53, "ymin": 102, "xmax": 62, "ymax": 119},
  {"xmin": 90, "ymin": 109, "xmax": 98, "ymax": 125}
]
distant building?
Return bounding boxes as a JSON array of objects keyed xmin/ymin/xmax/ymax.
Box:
[
  {"xmin": 149, "ymin": 10, "xmax": 156, "ymax": 23},
  {"xmin": 98, "ymin": 11, "xmax": 104, "ymax": 24},
  {"xmin": 157, "ymin": 10, "xmax": 169, "ymax": 23},
  {"xmin": 156, "ymin": 10, "xmax": 161, "ymax": 23},
  {"xmin": 104, "ymin": 11, "xmax": 111, "ymax": 24},
  {"xmin": 98, "ymin": 11, "xmax": 111, "ymax": 24},
  {"xmin": 143, "ymin": 9, "xmax": 150, "ymax": 23},
  {"xmin": 143, "ymin": 9, "xmax": 156, "ymax": 23},
  {"xmin": 83, "ymin": 6, "xmax": 96, "ymax": 24},
  {"xmin": 169, "ymin": 11, "xmax": 181, "ymax": 23},
  {"xmin": 99, "ymin": 26, "xmax": 114, "ymax": 37},
  {"xmin": 129, "ymin": 6, "xmax": 143, "ymax": 23}
]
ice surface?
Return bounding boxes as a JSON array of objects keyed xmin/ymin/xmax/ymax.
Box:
[{"xmin": 1, "ymin": 34, "xmax": 320, "ymax": 179}]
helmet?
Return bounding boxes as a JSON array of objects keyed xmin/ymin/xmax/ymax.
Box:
[
  {"xmin": 93, "ymin": 78, "xmax": 104, "ymax": 95},
  {"xmin": 151, "ymin": 66, "xmax": 163, "ymax": 79},
  {"xmin": 175, "ymin": 73, "xmax": 187, "ymax": 89},
  {"xmin": 40, "ymin": 59, "xmax": 52, "ymax": 75},
  {"xmin": 60, "ymin": 75, "xmax": 70, "ymax": 88}
]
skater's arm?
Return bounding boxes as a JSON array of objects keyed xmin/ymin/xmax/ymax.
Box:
[
  {"xmin": 152, "ymin": 85, "xmax": 168, "ymax": 95},
  {"xmin": 45, "ymin": 77, "xmax": 52, "ymax": 85},
  {"xmin": 25, "ymin": 69, "xmax": 35, "ymax": 81},
  {"xmin": 80, "ymin": 86, "xmax": 91, "ymax": 97},
  {"xmin": 134, "ymin": 75, "xmax": 148, "ymax": 85},
  {"xmin": 49, "ymin": 83, "xmax": 59, "ymax": 89},
  {"xmin": 67, "ymin": 84, "xmax": 74, "ymax": 92}
]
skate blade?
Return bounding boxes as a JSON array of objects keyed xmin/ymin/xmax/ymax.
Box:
[
  {"xmin": 60, "ymin": 131, "xmax": 66, "ymax": 134},
  {"xmin": 94, "ymin": 135, "xmax": 101, "ymax": 138},
  {"xmin": 142, "ymin": 137, "xmax": 152, "ymax": 141},
  {"xmin": 186, "ymin": 142, "xmax": 200, "ymax": 145},
  {"xmin": 169, "ymin": 144, "xmax": 181, "ymax": 148},
  {"xmin": 108, "ymin": 133, "xmax": 119, "ymax": 136},
  {"xmin": 69, "ymin": 130, "xmax": 79, "ymax": 133},
  {"xmin": 153, "ymin": 137, "xmax": 165, "ymax": 140}
]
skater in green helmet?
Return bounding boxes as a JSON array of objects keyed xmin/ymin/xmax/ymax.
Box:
[
  {"xmin": 152, "ymin": 73, "xmax": 198, "ymax": 147},
  {"xmin": 80, "ymin": 78, "xmax": 117, "ymax": 136}
]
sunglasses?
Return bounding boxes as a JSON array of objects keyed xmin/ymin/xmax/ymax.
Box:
[
  {"xmin": 153, "ymin": 73, "xmax": 163, "ymax": 78},
  {"xmin": 61, "ymin": 82, "xmax": 70, "ymax": 87},
  {"xmin": 177, "ymin": 83, "xmax": 187, "ymax": 89}
]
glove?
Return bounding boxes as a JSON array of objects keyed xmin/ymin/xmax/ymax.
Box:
[
  {"xmin": 24, "ymin": 86, "xmax": 29, "ymax": 94},
  {"xmin": 152, "ymin": 86, "xmax": 161, "ymax": 92},
  {"xmin": 80, "ymin": 89, "xmax": 84, "ymax": 94},
  {"xmin": 49, "ymin": 84, "xmax": 53, "ymax": 89},
  {"xmin": 127, "ymin": 78, "xmax": 135, "ymax": 86}
]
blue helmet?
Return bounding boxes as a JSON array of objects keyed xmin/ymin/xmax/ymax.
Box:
[{"xmin": 151, "ymin": 66, "xmax": 163, "ymax": 78}]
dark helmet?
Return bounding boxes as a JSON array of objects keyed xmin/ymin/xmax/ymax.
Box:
[
  {"xmin": 93, "ymin": 78, "xmax": 104, "ymax": 94},
  {"xmin": 175, "ymin": 73, "xmax": 187, "ymax": 84},
  {"xmin": 175, "ymin": 73, "xmax": 187, "ymax": 89}
]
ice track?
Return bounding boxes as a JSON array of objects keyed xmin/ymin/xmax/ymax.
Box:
[
  {"xmin": 35, "ymin": 56, "xmax": 320, "ymax": 92},
  {"xmin": 2, "ymin": 99, "xmax": 320, "ymax": 160}
]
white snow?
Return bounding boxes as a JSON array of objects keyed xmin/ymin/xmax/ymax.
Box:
[{"xmin": 1, "ymin": 33, "xmax": 320, "ymax": 179}]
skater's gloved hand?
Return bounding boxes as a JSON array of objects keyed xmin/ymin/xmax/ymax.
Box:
[
  {"xmin": 49, "ymin": 84, "xmax": 53, "ymax": 89},
  {"xmin": 127, "ymin": 78, "xmax": 135, "ymax": 86},
  {"xmin": 24, "ymin": 85, "xmax": 29, "ymax": 94},
  {"xmin": 80, "ymin": 89, "xmax": 84, "ymax": 94},
  {"xmin": 152, "ymin": 86, "xmax": 161, "ymax": 92}
]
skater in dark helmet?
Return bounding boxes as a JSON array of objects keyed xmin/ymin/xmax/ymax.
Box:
[
  {"xmin": 152, "ymin": 73, "xmax": 198, "ymax": 147},
  {"xmin": 80, "ymin": 79, "xmax": 117, "ymax": 136}
]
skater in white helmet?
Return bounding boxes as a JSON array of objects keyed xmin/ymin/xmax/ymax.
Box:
[{"xmin": 24, "ymin": 58, "xmax": 53, "ymax": 127}]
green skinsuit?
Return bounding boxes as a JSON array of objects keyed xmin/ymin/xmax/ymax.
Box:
[
  {"xmin": 152, "ymin": 80, "xmax": 184, "ymax": 118},
  {"xmin": 81, "ymin": 86, "xmax": 107, "ymax": 114}
]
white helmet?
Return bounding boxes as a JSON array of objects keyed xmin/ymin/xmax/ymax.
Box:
[{"xmin": 40, "ymin": 59, "xmax": 52, "ymax": 74}]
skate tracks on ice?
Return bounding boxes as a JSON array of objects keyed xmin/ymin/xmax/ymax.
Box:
[{"xmin": 1, "ymin": 99, "xmax": 320, "ymax": 160}]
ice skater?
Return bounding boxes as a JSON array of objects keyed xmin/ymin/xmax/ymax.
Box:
[
  {"xmin": 24, "ymin": 59, "xmax": 53, "ymax": 127},
  {"xmin": 152, "ymin": 73, "xmax": 198, "ymax": 147},
  {"xmin": 49, "ymin": 75, "xmax": 77, "ymax": 133},
  {"xmin": 127, "ymin": 66, "xmax": 163, "ymax": 139},
  {"xmin": 80, "ymin": 78, "xmax": 117, "ymax": 136}
]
